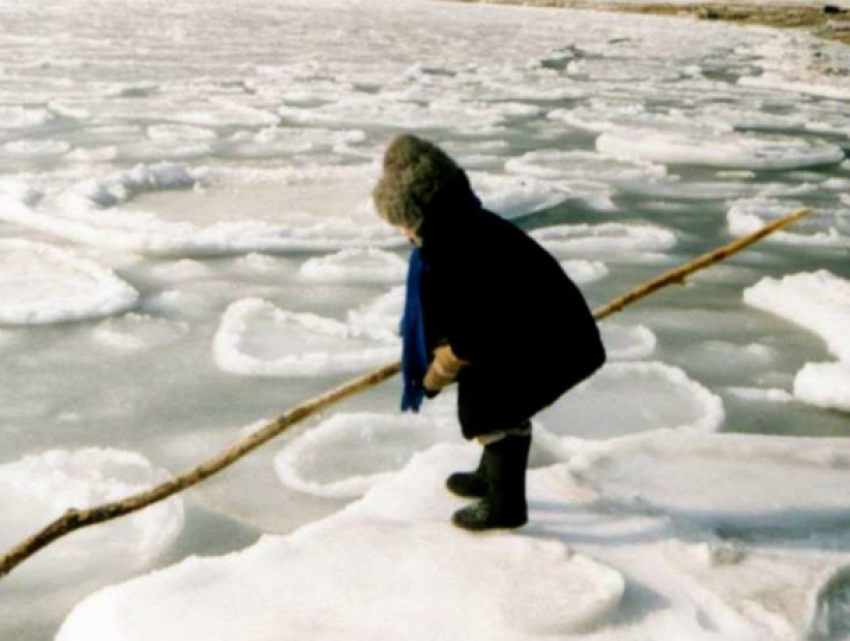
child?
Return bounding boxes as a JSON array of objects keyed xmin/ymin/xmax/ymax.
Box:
[{"xmin": 372, "ymin": 134, "xmax": 605, "ymax": 531}]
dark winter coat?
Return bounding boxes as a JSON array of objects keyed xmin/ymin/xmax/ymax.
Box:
[{"xmin": 417, "ymin": 172, "xmax": 606, "ymax": 440}]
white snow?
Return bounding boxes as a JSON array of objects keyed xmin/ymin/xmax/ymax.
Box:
[
  {"xmin": 725, "ymin": 387, "xmax": 796, "ymax": 403},
  {"xmin": 4, "ymin": 140, "xmax": 71, "ymax": 157},
  {"xmin": 794, "ymin": 362, "xmax": 850, "ymax": 412},
  {"xmin": 536, "ymin": 361, "xmax": 725, "ymax": 441},
  {"xmin": 146, "ymin": 124, "xmax": 217, "ymax": 143},
  {"xmin": 0, "ymin": 163, "xmax": 402, "ymax": 256},
  {"xmin": 727, "ymin": 199, "xmax": 848, "ymax": 248},
  {"xmin": 598, "ymin": 130, "xmax": 845, "ymax": 170},
  {"xmin": 0, "ymin": 106, "xmax": 52, "ymax": 130},
  {"xmin": 1, "ymin": 0, "xmax": 849, "ymax": 639},
  {"xmin": 214, "ymin": 298, "xmax": 399, "ymax": 376},
  {"xmin": 298, "ymin": 248, "xmax": 407, "ymax": 284},
  {"xmin": 0, "ymin": 448, "xmax": 184, "ymax": 587},
  {"xmin": 347, "ymin": 286, "xmax": 405, "ymax": 336},
  {"xmin": 57, "ymin": 429, "xmax": 850, "ymax": 641},
  {"xmin": 570, "ymin": 432, "xmax": 850, "ymax": 534},
  {"xmin": 532, "ymin": 222, "xmax": 677, "ymax": 257},
  {"xmin": 505, "ymin": 149, "xmax": 667, "ymax": 183},
  {"xmin": 274, "ymin": 412, "xmax": 459, "ymax": 498},
  {"xmin": 0, "ymin": 239, "xmax": 139, "ymax": 324},
  {"xmin": 150, "ymin": 258, "xmax": 212, "ymax": 281},
  {"xmin": 469, "ymin": 172, "xmax": 572, "ymax": 218},
  {"xmin": 58, "ymin": 443, "xmax": 627, "ymax": 641},
  {"xmin": 745, "ymin": 271, "xmax": 850, "ymax": 412},
  {"xmin": 600, "ymin": 323, "xmax": 657, "ymax": 360},
  {"xmin": 560, "ymin": 259, "xmax": 609, "ymax": 284},
  {"xmin": 92, "ymin": 313, "xmax": 189, "ymax": 351}
]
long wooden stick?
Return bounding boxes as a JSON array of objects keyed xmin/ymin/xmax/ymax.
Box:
[
  {"xmin": 593, "ymin": 207, "xmax": 812, "ymax": 320},
  {"xmin": 0, "ymin": 207, "xmax": 811, "ymax": 580}
]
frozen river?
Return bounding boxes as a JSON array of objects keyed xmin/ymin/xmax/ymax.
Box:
[{"xmin": 0, "ymin": 0, "xmax": 849, "ymax": 639}]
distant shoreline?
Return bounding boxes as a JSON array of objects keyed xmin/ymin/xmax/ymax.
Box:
[{"xmin": 448, "ymin": 1, "xmax": 850, "ymax": 45}]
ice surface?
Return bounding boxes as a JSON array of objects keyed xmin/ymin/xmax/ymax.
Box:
[
  {"xmin": 561, "ymin": 259, "xmax": 609, "ymax": 284},
  {"xmin": 228, "ymin": 127, "xmax": 367, "ymax": 158},
  {"xmin": 92, "ymin": 313, "xmax": 189, "ymax": 351},
  {"xmin": 0, "ymin": 106, "xmax": 52, "ymax": 130},
  {"xmin": 600, "ymin": 324, "xmax": 657, "ymax": 360},
  {"xmin": 728, "ymin": 199, "xmax": 848, "ymax": 248},
  {"xmin": 619, "ymin": 178, "xmax": 761, "ymax": 202},
  {"xmin": 0, "ymin": 163, "xmax": 401, "ymax": 256},
  {"xmin": 598, "ymin": 130, "xmax": 845, "ymax": 170},
  {"xmin": 2, "ymin": 0, "xmax": 850, "ymax": 638},
  {"xmin": 548, "ymin": 100, "xmax": 723, "ymax": 134},
  {"xmin": 738, "ymin": 36, "xmax": 850, "ymax": 101},
  {"xmin": 4, "ymin": 140, "xmax": 71, "ymax": 157},
  {"xmin": 274, "ymin": 412, "xmax": 459, "ymax": 498},
  {"xmin": 57, "ymin": 428, "xmax": 850, "ymax": 641},
  {"xmin": 0, "ymin": 239, "xmax": 138, "ymax": 324},
  {"xmin": 571, "ymin": 432, "xmax": 850, "ymax": 534},
  {"xmin": 745, "ymin": 271, "xmax": 850, "ymax": 412},
  {"xmin": 794, "ymin": 362, "xmax": 850, "ymax": 413},
  {"xmin": 279, "ymin": 96, "xmax": 537, "ymax": 134},
  {"xmin": 536, "ymin": 361, "xmax": 724, "ymax": 440},
  {"xmin": 531, "ymin": 222, "xmax": 677, "ymax": 257},
  {"xmin": 725, "ymin": 387, "xmax": 795, "ymax": 403},
  {"xmin": 744, "ymin": 270, "xmax": 850, "ymax": 361},
  {"xmin": 214, "ymin": 298, "xmax": 399, "ymax": 376},
  {"xmin": 347, "ymin": 286, "xmax": 405, "ymax": 336},
  {"xmin": 469, "ymin": 172, "xmax": 572, "ymax": 218},
  {"xmin": 58, "ymin": 445, "xmax": 625, "ymax": 641},
  {"xmin": 147, "ymin": 124, "xmax": 217, "ymax": 143},
  {"xmin": 505, "ymin": 149, "xmax": 666, "ymax": 183},
  {"xmin": 149, "ymin": 258, "xmax": 212, "ymax": 281},
  {"xmin": 298, "ymin": 248, "xmax": 407, "ymax": 284},
  {"xmin": 0, "ymin": 449, "xmax": 184, "ymax": 587},
  {"xmin": 234, "ymin": 253, "xmax": 285, "ymax": 274}
]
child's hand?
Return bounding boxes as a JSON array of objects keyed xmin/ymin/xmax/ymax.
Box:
[{"xmin": 423, "ymin": 344, "xmax": 468, "ymax": 392}]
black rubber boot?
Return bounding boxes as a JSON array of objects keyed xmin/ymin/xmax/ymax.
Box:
[
  {"xmin": 452, "ymin": 432, "xmax": 531, "ymax": 531},
  {"xmin": 446, "ymin": 447, "xmax": 490, "ymax": 498}
]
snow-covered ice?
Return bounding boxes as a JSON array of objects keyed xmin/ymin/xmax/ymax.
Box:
[
  {"xmin": 57, "ymin": 430, "xmax": 850, "ymax": 641},
  {"xmin": 347, "ymin": 286, "xmax": 405, "ymax": 336},
  {"xmin": 561, "ymin": 258, "xmax": 610, "ymax": 284},
  {"xmin": 298, "ymin": 248, "xmax": 407, "ymax": 284},
  {"xmin": 0, "ymin": 240, "xmax": 138, "ymax": 324},
  {"xmin": 598, "ymin": 130, "xmax": 845, "ymax": 170},
  {"xmin": 92, "ymin": 313, "xmax": 189, "ymax": 351},
  {"xmin": 0, "ymin": 449, "xmax": 184, "ymax": 586},
  {"xmin": 532, "ymin": 222, "xmax": 677, "ymax": 257},
  {"xmin": 505, "ymin": 149, "xmax": 667, "ymax": 183},
  {"xmin": 728, "ymin": 199, "xmax": 848, "ymax": 248},
  {"xmin": 600, "ymin": 323, "xmax": 657, "ymax": 360},
  {"xmin": 0, "ymin": 0, "xmax": 848, "ymax": 639},
  {"xmin": 535, "ymin": 361, "xmax": 725, "ymax": 441},
  {"xmin": 214, "ymin": 298, "xmax": 399, "ymax": 376},
  {"xmin": 745, "ymin": 271, "xmax": 850, "ymax": 412},
  {"xmin": 274, "ymin": 412, "xmax": 460, "ymax": 498}
]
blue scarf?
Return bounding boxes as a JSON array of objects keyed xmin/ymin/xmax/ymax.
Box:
[{"xmin": 400, "ymin": 247, "xmax": 429, "ymax": 412}]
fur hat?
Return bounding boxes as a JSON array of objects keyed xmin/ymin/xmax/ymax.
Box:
[{"xmin": 372, "ymin": 134, "xmax": 468, "ymax": 230}]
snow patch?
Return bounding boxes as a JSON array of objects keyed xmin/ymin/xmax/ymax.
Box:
[
  {"xmin": 0, "ymin": 449, "xmax": 183, "ymax": 587},
  {"xmin": 745, "ymin": 271, "xmax": 850, "ymax": 412},
  {"xmin": 532, "ymin": 222, "xmax": 677, "ymax": 257},
  {"xmin": 598, "ymin": 130, "xmax": 844, "ymax": 170},
  {"xmin": 214, "ymin": 298, "xmax": 399, "ymax": 376},
  {"xmin": 0, "ymin": 240, "xmax": 138, "ymax": 325},
  {"xmin": 536, "ymin": 361, "xmax": 724, "ymax": 440},
  {"xmin": 274, "ymin": 412, "xmax": 459, "ymax": 498},
  {"xmin": 298, "ymin": 248, "xmax": 407, "ymax": 284}
]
